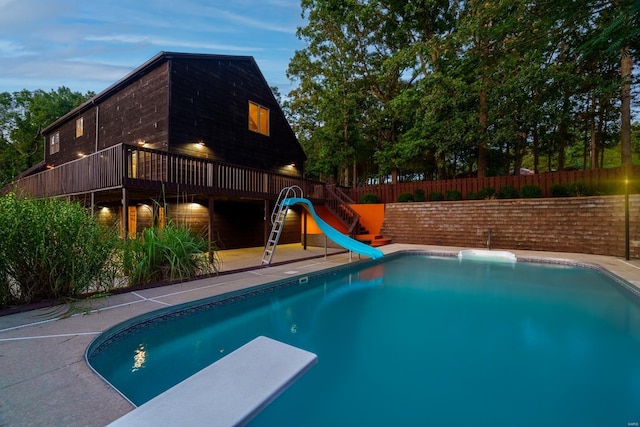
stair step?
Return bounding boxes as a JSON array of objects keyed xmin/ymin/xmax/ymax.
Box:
[{"xmin": 354, "ymin": 234, "xmax": 392, "ymax": 247}]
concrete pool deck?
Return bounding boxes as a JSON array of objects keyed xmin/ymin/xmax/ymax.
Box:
[{"xmin": 1, "ymin": 243, "xmax": 639, "ymax": 427}]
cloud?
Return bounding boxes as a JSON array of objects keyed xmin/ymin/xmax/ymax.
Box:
[
  {"xmin": 199, "ymin": 6, "xmax": 298, "ymax": 35},
  {"xmin": 85, "ymin": 34, "xmax": 263, "ymax": 53},
  {"xmin": 0, "ymin": 0, "xmax": 304, "ymax": 94},
  {"xmin": 0, "ymin": 40, "xmax": 29, "ymax": 56}
]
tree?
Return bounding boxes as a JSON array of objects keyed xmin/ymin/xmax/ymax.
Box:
[
  {"xmin": 0, "ymin": 87, "xmax": 92, "ymax": 184},
  {"xmin": 286, "ymin": 0, "xmax": 638, "ymax": 184}
]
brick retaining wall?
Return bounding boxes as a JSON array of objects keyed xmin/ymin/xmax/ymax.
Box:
[{"xmin": 380, "ymin": 195, "xmax": 640, "ymax": 258}]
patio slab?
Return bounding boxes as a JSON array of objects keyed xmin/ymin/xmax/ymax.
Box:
[{"xmin": 0, "ymin": 243, "xmax": 638, "ymax": 426}]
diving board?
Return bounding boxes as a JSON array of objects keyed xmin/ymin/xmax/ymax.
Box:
[
  {"xmin": 108, "ymin": 336, "xmax": 317, "ymax": 427},
  {"xmin": 282, "ymin": 197, "xmax": 384, "ymax": 260}
]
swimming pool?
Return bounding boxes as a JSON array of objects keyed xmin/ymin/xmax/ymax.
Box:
[{"xmin": 88, "ymin": 253, "xmax": 640, "ymax": 426}]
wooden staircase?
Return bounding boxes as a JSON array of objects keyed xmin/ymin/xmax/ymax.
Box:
[{"xmin": 322, "ymin": 185, "xmax": 391, "ymax": 247}]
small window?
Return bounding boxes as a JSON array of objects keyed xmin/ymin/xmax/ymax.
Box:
[
  {"xmin": 248, "ymin": 101, "xmax": 269, "ymax": 136},
  {"xmin": 50, "ymin": 132, "xmax": 60, "ymax": 154},
  {"xmin": 76, "ymin": 117, "xmax": 84, "ymax": 138}
]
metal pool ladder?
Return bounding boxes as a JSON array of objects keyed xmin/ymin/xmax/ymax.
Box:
[{"xmin": 261, "ymin": 185, "xmax": 303, "ymax": 265}]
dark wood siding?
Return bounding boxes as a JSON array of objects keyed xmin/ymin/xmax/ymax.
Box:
[
  {"xmin": 168, "ymin": 201, "xmax": 209, "ymax": 237},
  {"xmin": 45, "ymin": 108, "xmax": 98, "ymax": 166},
  {"xmin": 211, "ymin": 201, "xmax": 302, "ymax": 250},
  {"xmin": 211, "ymin": 200, "xmax": 265, "ymax": 249},
  {"xmin": 278, "ymin": 206, "xmax": 303, "ymax": 245},
  {"xmin": 168, "ymin": 57, "xmax": 306, "ymax": 175},
  {"xmin": 99, "ymin": 63, "xmax": 170, "ymax": 151}
]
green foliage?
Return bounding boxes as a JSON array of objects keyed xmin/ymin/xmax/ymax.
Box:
[
  {"xmin": 445, "ymin": 189, "xmax": 462, "ymax": 201},
  {"xmin": 593, "ymin": 181, "xmax": 620, "ymax": 196},
  {"xmin": 359, "ymin": 193, "xmax": 380, "ymax": 204},
  {"xmin": 520, "ymin": 184, "xmax": 543, "ymax": 198},
  {"xmin": 286, "ymin": 0, "xmax": 636, "ymax": 184},
  {"xmin": 497, "ymin": 185, "xmax": 517, "ymax": 199},
  {"xmin": 466, "ymin": 191, "xmax": 480, "ymax": 200},
  {"xmin": 121, "ymin": 222, "xmax": 218, "ymax": 286},
  {"xmin": 0, "ymin": 88, "xmax": 93, "ymax": 184},
  {"xmin": 466, "ymin": 187, "xmax": 496, "ymax": 200},
  {"xmin": 566, "ymin": 182, "xmax": 591, "ymax": 197},
  {"xmin": 413, "ymin": 188, "xmax": 426, "ymax": 202},
  {"xmin": 0, "ymin": 193, "xmax": 119, "ymax": 307},
  {"xmin": 398, "ymin": 192, "xmax": 413, "ymax": 203},
  {"xmin": 551, "ymin": 184, "xmax": 570, "ymax": 197},
  {"xmin": 428, "ymin": 191, "xmax": 443, "ymax": 201}
]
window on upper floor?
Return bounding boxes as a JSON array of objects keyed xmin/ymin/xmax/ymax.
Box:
[
  {"xmin": 76, "ymin": 117, "xmax": 84, "ymax": 138},
  {"xmin": 50, "ymin": 132, "xmax": 60, "ymax": 154},
  {"xmin": 248, "ymin": 101, "xmax": 269, "ymax": 136}
]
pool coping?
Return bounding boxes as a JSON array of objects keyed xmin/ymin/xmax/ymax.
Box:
[{"xmin": 1, "ymin": 244, "xmax": 639, "ymax": 427}]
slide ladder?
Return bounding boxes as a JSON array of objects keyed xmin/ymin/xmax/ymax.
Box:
[{"xmin": 261, "ymin": 186, "xmax": 303, "ymax": 265}]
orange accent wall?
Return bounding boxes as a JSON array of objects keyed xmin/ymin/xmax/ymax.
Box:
[
  {"xmin": 350, "ymin": 203, "xmax": 385, "ymax": 235},
  {"xmin": 302, "ymin": 203, "xmax": 385, "ymax": 235},
  {"xmin": 303, "ymin": 205, "xmax": 348, "ymax": 234}
]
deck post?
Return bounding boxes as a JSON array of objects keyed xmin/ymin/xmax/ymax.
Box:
[
  {"xmin": 264, "ymin": 199, "xmax": 270, "ymax": 247},
  {"xmin": 208, "ymin": 196, "xmax": 215, "ymax": 263},
  {"xmin": 303, "ymin": 210, "xmax": 307, "ymax": 250},
  {"xmin": 122, "ymin": 188, "xmax": 129, "ymax": 239}
]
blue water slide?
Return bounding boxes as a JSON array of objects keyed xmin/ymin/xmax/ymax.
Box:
[{"xmin": 282, "ymin": 197, "xmax": 384, "ymax": 260}]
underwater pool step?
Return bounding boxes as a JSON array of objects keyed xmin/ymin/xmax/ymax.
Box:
[
  {"xmin": 458, "ymin": 249, "xmax": 517, "ymax": 262},
  {"xmin": 107, "ymin": 336, "xmax": 317, "ymax": 427}
]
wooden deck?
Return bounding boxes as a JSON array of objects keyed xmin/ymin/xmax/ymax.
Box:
[{"xmin": 10, "ymin": 143, "xmax": 323, "ymax": 201}]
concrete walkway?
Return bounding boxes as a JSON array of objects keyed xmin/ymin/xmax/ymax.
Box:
[{"xmin": 0, "ymin": 244, "xmax": 639, "ymax": 427}]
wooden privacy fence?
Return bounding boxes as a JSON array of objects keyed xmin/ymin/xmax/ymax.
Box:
[{"xmin": 349, "ymin": 166, "xmax": 640, "ymax": 203}]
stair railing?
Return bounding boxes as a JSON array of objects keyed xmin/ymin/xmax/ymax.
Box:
[{"xmin": 324, "ymin": 185, "xmax": 361, "ymax": 236}]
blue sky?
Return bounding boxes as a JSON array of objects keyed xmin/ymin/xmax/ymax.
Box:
[{"xmin": 0, "ymin": 0, "xmax": 306, "ymax": 95}]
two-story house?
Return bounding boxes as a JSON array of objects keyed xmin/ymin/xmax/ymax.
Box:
[{"xmin": 12, "ymin": 52, "xmax": 316, "ymax": 250}]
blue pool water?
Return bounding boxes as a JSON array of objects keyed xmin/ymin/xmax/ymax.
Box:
[{"xmin": 88, "ymin": 254, "xmax": 640, "ymax": 426}]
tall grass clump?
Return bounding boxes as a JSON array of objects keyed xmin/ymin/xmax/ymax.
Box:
[
  {"xmin": 122, "ymin": 222, "xmax": 218, "ymax": 286},
  {"xmin": 0, "ymin": 193, "xmax": 120, "ymax": 307}
]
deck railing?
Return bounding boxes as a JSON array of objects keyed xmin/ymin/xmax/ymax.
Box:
[
  {"xmin": 9, "ymin": 144, "xmax": 124, "ymax": 197},
  {"xmin": 10, "ymin": 143, "xmax": 322, "ymax": 200}
]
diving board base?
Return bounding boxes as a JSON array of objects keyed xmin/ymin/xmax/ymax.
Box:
[{"xmin": 108, "ymin": 336, "xmax": 317, "ymax": 427}]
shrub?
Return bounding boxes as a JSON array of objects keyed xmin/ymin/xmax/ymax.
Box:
[
  {"xmin": 428, "ymin": 191, "xmax": 443, "ymax": 201},
  {"xmin": 477, "ymin": 187, "xmax": 496, "ymax": 200},
  {"xmin": 0, "ymin": 193, "xmax": 120, "ymax": 307},
  {"xmin": 520, "ymin": 184, "xmax": 543, "ymax": 198},
  {"xmin": 566, "ymin": 182, "xmax": 590, "ymax": 197},
  {"xmin": 593, "ymin": 181, "xmax": 618, "ymax": 196},
  {"xmin": 122, "ymin": 222, "xmax": 218, "ymax": 286},
  {"xmin": 466, "ymin": 191, "xmax": 480, "ymax": 200},
  {"xmin": 497, "ymin": 185, "xmax": 517, "ymax": 199},
  {"xmin": 551, "ymin": 184, "xmax": 569, "ymax": 197},
  {"xmin": 360, "ymin": 193, "xmax": 380, "ymax": 204},
  {"xmin": 413, "ymin": 188, "xmax": 426, "ymax": 202},
  {"xmin": 445, "ymin": 189, "xmax": 462, "ymax": 201},
  {"xmin": 398, "ymin": 192, "xmax": 413, "ymax": 202}
]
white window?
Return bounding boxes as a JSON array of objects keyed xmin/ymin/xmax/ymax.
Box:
[{"xmin": 50, "ymin": 132, "xmax": 60, "ymax": 154}]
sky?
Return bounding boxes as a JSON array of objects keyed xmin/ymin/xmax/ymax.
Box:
[{"xmin": 0, "ymin": 0, "xmax": 307, "ymax": 96}]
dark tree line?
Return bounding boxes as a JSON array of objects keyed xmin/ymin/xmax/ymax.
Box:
[
  {"xmin": 285, "ymin": 0, "xmax": 640, "ymax": 185},
  {"xmin": 0, "ymin": 87, "xmax": 93, "ymax": 185}
]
